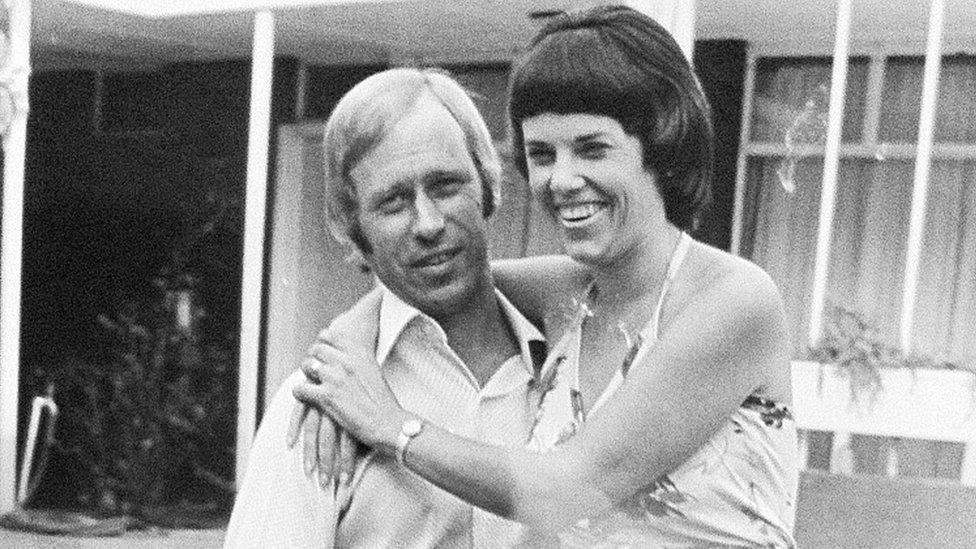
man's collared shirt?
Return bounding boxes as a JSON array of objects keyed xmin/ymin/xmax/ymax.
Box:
[{"xmin": 224, "ymin": 286, "xmax": 544, "ymax": 548}]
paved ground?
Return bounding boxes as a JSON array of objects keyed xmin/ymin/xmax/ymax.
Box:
[{"xmin": 0, "ymin": 528, "xmax": 225, "ymax": 548}]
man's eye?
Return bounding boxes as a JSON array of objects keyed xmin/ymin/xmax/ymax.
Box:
[
  {"xmin": 430, "ymin": 177, "xmax": 464, "ymax": 198},
  {"xmin": 378, "ymin": 194, "xmax": 408, "ymax": 214}
]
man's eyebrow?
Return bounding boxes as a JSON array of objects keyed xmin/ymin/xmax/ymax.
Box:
[
  {"xmin": 364, "ymin": 180, "xmax": 409, "ymax": 203},
  {"xmin": 425, "ymin": 168, "xmax": 468, "ymax": 180}
]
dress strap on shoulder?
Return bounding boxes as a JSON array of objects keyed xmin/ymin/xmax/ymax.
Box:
[
  {"xmin": 589, "ymin": 232, "xmax": 693, "ymax": 416},
  {"xmin": 646, "ymin": 232, "xmax": 692, "ymax": 342}
]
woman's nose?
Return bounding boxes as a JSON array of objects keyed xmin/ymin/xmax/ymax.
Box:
[{"xmin": 547, "ymin": 158, "xmax": 585, "ymax": 195}]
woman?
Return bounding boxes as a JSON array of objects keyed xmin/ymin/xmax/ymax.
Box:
[{"xmin": 294, "ymin": 6, "xmax": 797, "ymax": 547}]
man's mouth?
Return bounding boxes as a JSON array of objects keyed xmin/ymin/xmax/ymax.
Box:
[
  {"xmin": 412, "ymin": 248, "xmax": 461, "ymax": 268},
  {"xmin": 556, "ymin": 202, "xmax": 606, "ymax": 226}
]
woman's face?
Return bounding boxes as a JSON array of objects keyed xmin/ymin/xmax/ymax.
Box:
[{"xmin": 522, "ymin": 112, "xmax": 664, "ymax": 267}]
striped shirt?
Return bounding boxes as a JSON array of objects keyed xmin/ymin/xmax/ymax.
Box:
[{"xmin": 225, "ymin": 286, "xmax": 544, "ymax": 548}]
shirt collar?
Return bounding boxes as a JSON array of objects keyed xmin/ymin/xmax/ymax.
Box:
[{"xmin": 375, "ymin": 285, "xmax": 545, "ymax": 374}]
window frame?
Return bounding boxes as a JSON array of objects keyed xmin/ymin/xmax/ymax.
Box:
[{"xmin": 731, "ymin": 0, "xmax": 976, "ymax": 353}]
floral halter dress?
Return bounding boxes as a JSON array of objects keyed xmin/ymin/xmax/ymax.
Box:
[{"xmin": 524, "ymin": 233, "xmax": 799, "ymax": 548}]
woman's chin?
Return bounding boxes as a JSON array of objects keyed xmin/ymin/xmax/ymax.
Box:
[{"xmin": 562, "ymin": 242, "xmax": 612, "ymax": 268}]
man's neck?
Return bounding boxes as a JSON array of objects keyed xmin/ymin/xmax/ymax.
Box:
[{"xmin": 433, "ymin": 284, "xmax": 520, "ymax": 389}]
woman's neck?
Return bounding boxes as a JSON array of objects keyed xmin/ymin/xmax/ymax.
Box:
[{"xmin": 588, "ymin": 223, "xmax": 682, "ymax": 311}]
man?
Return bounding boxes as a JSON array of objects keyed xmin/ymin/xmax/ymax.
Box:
[{"xmin": 224, "ymin": 68, "xmax": 544, "ymax": 548}]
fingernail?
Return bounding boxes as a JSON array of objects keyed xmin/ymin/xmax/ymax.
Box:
[
  {"xmin": 304, "ymin": 459, "xmax": 313, "ymax": 478},
  {"xmin": 338, "ymin": 472, "xmax": 349, "ymax": 488},
  {"xmin": 320, "ymin": 472, "xmax": 331, "ymax": 490}
]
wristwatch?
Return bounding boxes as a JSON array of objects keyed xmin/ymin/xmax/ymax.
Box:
[{"xmin": 395, "ymin": 417, "xmax": 424, "ymax": 466}]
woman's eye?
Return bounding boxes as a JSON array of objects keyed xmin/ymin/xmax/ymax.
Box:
[
  {"xmin": 526, "ymin": 148, "xmax": 554, "ymax": 165},
  {"xmin": 578, "ymin": 142, "xmax": 608, "ymax": 159}
]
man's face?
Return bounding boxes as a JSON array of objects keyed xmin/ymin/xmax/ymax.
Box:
[{"xmin": 350, "ymin": 96, "xmax": 491, "ymax": 319}]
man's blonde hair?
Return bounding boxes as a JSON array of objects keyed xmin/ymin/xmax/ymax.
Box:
[{"xmin": 321, "ymin": 67, "xmax": 502, "ymax": 253}]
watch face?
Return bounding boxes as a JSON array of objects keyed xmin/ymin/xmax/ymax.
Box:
[{"xmin": 403, "ymin": 419, "xmax": 423, "ymax": 437}]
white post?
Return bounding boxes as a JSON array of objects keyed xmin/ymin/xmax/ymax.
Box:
[
  {"xmin": 900, "ymin": 0, "xmax": 944, "ymax": 353},
  {"xmin": 807, "ymin": 0, "xmax": 851, "ymax": 347},
  {"xmin": 730, "ymin": 53, "xmax": 757, "ymax": 256},
  {"xmin": 0, "ymin": 0, "xmax": 33, "ymax": 513},
  {"xmin": 236, "ymin": 9, "xmax": 275, "ymax": 488}
]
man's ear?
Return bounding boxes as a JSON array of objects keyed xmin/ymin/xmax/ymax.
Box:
[
  {"xmin": 345, "ymin": 248, "xmax": 371, "ymax": 274},
  {"xmin": 481, "ymin": 179, "xmax": 496, "ymax": 218}
]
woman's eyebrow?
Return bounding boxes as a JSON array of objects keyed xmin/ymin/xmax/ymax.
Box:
[{"xmin": 576, "ymin": 131, "xmax": 610, "ymax": 142}]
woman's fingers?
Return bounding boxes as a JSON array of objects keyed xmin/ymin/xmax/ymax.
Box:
[
  {"xmin": 285, "ymin": 401, "xmax": 308, "ymax": 448},
  {"xmin": 317, "ymin": 414, "xmax": 338, "ymax": 488},
  {"xmin": 337, "ymin": 431, "xmax": 357, "ymax": 486},
  {"xmin": 302, "ymin": 409, "xmax": 321, "ymax": 478},
  {"xmin": 293, "ymin": 382, "xmax": 333, "ymax": 414},
  {"xmin": 301, "ymin": 355, "xmax": 323, "ymax": 383}
]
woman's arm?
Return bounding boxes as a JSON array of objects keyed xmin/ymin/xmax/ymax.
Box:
[
  {"xmin": 490, "ymin": 254, "xmax": 581, "ymax": 330},
  {"xmin": 287, "ymin": 256, "xmax": 579, "ymax": 481},
  {"xmin": 295, "ymin": 266, "xmax": 790, "ymax": 530}
]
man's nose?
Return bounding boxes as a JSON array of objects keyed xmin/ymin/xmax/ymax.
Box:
[{"xmin": 412, "ymin": 193, "xmax": 446, "ymax": 241}]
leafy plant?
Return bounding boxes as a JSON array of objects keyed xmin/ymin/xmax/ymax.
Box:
[
  {"xmin": 41, "ymin": 273, "xmax": 236, "ymax": 518},
  {"xmin": 807, "ymin": 304, "xmax": 964, "ymax": 404},
  {"xmin": 26, "ymin": 159, "xmax": 241, "ymax": 522}
]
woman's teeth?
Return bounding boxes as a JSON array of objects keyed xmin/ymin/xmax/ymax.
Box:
[{"xmin": 558, "ymin": 203, "xmax": 602, "ymax": 222}]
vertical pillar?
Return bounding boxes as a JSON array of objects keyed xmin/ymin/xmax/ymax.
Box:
[
  {"xmin": 900, "ymin": 0, "xmax": 944, "ymax": 352},
  {"xmin": 235, "ymin": 9, "xmax": 275, "ymax": 488},
  {"xmin": 0, "ymin": 0, "xmax": 32, "ymax": 513},
  {"xmin": 807, "ymin": 0, "xmax": 852, "ymax": 347}
]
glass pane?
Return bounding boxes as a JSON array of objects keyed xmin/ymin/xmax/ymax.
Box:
[
  {"xmin": 880, "ymin": 55, "xmax": 976, "ymax": 143},
  {"xmin": 750, "ymin": 56, "xmax": 869, "ymax": 144},
  {"xmin": 936, "ymin": 56, "xmax": 976, "ymax": 142},
  {"xmin": 823, "ymin": 158, "xmax": 913, "ymax": 351},
  {"xmin": 743, "ymin": 155, "xmax": 913, "ymax": 356},
  {"xmin": 744, "ymin": 155, "xmax": 822, "ymax": 355},
  {"xmin": 912, "ymin": 160, "xmax": 976, "ymax": 367}
]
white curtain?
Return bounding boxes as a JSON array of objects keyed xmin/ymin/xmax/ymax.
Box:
[{"xmin": 745, "ymin": 56, "xmax": 976, "ymax": 368}]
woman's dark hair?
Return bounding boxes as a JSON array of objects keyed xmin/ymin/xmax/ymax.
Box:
[{"xmin": 508, "ymin": 5, "xmax": 714, "ymax": 231}]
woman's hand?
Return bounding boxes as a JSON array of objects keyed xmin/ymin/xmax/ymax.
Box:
[
  {"xmin": 291, "ymin": 340, "xmax": 410, "ymax": 458},
  {"xmin": 285, "ymin": 382, "xmax": 358, "ymax": 488}
]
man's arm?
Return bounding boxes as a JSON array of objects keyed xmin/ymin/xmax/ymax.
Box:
[{"xmin": 224, "ymin": 371, "xmax": 338, "ymax": 549}]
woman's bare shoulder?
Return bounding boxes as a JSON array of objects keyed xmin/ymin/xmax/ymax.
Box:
[
  {"xmin": 667, "ymin": 242, "xmax": 791, "ymax": 394},
  {"xmin": 664, "ymin": 242, "xmax": 789, "ymax": 360},
  {"xmin": 680, "ymin": 242, "xmax": 784, "ymax": 312}
]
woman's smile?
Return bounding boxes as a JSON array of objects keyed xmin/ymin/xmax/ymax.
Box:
[
  {"xmin": 523, "ymin": 112, "xmax": 662, "ymax": 267},
  {"xmin": 556, "ymin": 201, "xmax": 608, "ymax": 226}
]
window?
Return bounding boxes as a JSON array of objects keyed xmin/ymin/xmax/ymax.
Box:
[{"xmin": 737, "ymin": 52, "xmax": 976, "ymax": 368}]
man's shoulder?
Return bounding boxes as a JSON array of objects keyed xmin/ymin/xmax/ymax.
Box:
[
  {"xmin": 264, "ymin": 370, "xmax": 308, "ymax": 426},
  {"xmin": 316, "ymin": 286, "xmax": 383, "ymax": 345}
]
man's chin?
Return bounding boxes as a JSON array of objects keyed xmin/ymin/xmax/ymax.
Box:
[{"xmin": 409, "ymin": 278, "xmax": 480, "ymax": 317}]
